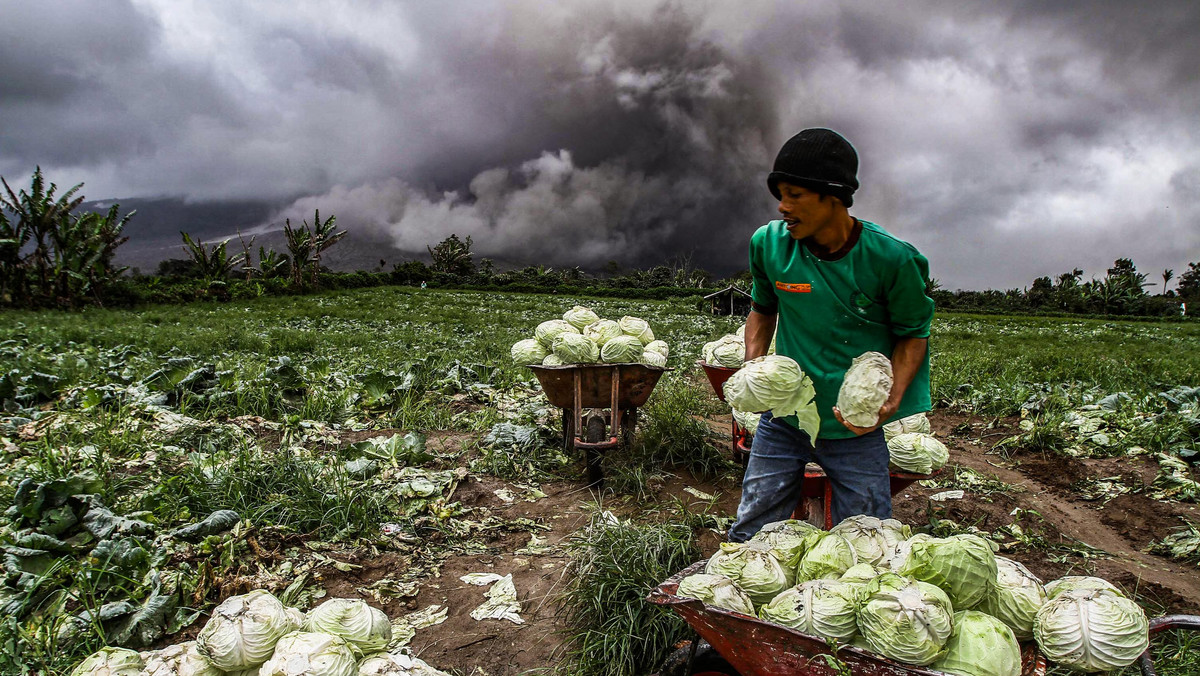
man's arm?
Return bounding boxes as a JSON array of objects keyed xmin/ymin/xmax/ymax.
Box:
[
  {"xmin": 835, "ymin": 336, "xmax": 927, "ymax": 435},
  {"xmin": 743, "ymin": 308, "xmax": 777, "ymax": 362}
]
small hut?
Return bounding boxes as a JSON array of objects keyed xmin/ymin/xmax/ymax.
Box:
[{"xmin": 704, "ymin": 285, "xmax": 752, "ymax": 316}]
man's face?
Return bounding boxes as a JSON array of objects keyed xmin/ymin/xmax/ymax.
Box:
[{"xmin": 777, "ymin": 181, "xmax": 836, "ymax": 240}]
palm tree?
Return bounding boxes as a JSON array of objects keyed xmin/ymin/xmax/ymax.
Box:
[
  {"xmin": 1162, "ymin": 269, "xmax": 1174, "ymax": 295},
  {"xmin": 283, "ymin": 218, "xmax": 313, "ymax": 287},
  {"xmin": 307, "ymin": 210, "xmax": 346, "ymax": 288}
]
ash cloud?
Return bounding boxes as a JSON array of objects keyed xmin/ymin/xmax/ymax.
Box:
[{"xmin": 2, "ymin": 1, "xmax": 1199, "ymax": 288}]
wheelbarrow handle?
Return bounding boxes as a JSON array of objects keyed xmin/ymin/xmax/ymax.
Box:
[{"xmin": 1140, "ymin": 615, "xmax": 1200, "ymax": 676}]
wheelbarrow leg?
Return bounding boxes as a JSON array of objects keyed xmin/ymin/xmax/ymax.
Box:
[{"xmin": 585, "ymin": 411, "xmax": 607, "ymax": 486}]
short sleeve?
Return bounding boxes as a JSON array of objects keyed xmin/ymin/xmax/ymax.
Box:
[
  {"xmin": 886, "ymin": 252, "xmax": 935, "ymax": 338},
  {"xmin": 749, "ymin": 226, "xmax": 778, "ymax": 313}
]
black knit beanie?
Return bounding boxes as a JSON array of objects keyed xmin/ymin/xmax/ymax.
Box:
[{"xmin": 767, "ymin": 128, "xmax": 859, "ymax": 207}]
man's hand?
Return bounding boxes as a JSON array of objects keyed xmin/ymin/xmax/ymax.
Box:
[{"xmin": 833, "ymin": 400, "xmax": 898, "ymax": 436}]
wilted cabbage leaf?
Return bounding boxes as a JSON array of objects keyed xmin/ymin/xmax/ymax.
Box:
[
  {"xmin": 932, "ymin": 610, "xmax": 1022, "ymax": 676},
  {"xmin": 676, "ymin": 573, "xmax": 756, "ymax": 615},
  {"xmin": 759, "ymin": 579, "xmax": 860, "ymax": 642},
  {"xmin": 836, "ymin": 351, "xmax": 893, "ymax": 428},
  {"xmin": 723, "ymin": 355, "xmax": 820, "ymax": 444},
  {"xmin": 1034, "ymin": 588, "xmax": 1149, "ymax": 672},
  {"xmin": 856, "ymin": 573, "xmax": 954, "ymax": 666}
]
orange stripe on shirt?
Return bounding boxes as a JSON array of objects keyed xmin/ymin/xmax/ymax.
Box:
[{"xmin": 775, "ymin": 281, "xmax": 812, "ymax": 293}]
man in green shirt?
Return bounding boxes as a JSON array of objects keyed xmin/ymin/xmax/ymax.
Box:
[{"xmin": 728, "ymin": 128, "xmax": 935, "ymax": 541}]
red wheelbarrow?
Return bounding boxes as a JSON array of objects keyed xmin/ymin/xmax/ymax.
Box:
[
  {"xmin": 650, "ymin": 561, "xmax": 1200, "ymax": 676},
  {"xmin": 529, "ymin": 363, "xmax": 670, "ymax": 485},
  {"xmin": 699, "ymin": 360, "xmax": 940, "ymax": 530}
]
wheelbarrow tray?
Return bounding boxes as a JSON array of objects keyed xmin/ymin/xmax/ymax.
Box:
[
  {"xmin": 529, "ymin": 363, "xmax": 670, "ymax": 409},
  {"xmin": 649, "ymin": 560, "xmax": 1047, "ymax": 676},
  {"xmin": 699, "ymin": 360, "xmax": 739, "ymax": 403}
]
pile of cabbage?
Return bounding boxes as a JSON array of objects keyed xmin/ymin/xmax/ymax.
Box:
[
  {"xmin": 510, "ymin": 305, "xmax": 669, "ymax": 367},
  {"xmin": 883, "ymin": 413, "xmax": 950, "ymax": 474},
  {"xmin": 677, "ymin": 516, "xmax": 1149, "ymax": 675},
  {"xmin": 69, "ymin": 591, "xmax": 452, "ymax": 676}
]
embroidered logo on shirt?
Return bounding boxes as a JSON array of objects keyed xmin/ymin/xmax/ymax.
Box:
[{"xmin": 775, "ymin": 281, "xmax": 812, "ymax": 293}]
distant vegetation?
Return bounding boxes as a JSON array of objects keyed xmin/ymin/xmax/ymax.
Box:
[{"xmin": 2, "ymin": 168, "xmax": 1197, "ymax": 316}]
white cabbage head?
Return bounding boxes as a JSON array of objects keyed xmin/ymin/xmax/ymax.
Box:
[
  {"xmin": 829, "ymin": 515, "xmax": 912, "ymax": 567},
  {"xmin": 932, "ymin": 610, "xmax": 1022, "ymax": 676},
  {"xmin": 69, "ymin": 647, "xmax": 144, "ymax": 676},
  {"xmin": 722, "ymin": 355, "xmax": 820, "ymax": 443},
  {"xmin": 583, "ymin": 319, "xmax": 624, "ymax": 346},
  {"xmin": 600, "ymin": 335, "xmax": 644, "ymax": 363},
  {"xmin": 305, "ymin": 599, "xmax": 392, "ymax": 655},
  {"xmin": 748, "ymin": 519, "xmax": 820, "ymax": 570},
  {"xmin": 892, "ymin": 533, "xmax": 998, "ymax": 610},
  {"xmin": 197, "ymin": 590, "xmax": 303, "ymax": 671},
  {"xmin": 836, "ymin": 351, "xmax": 893, "ymax": 427},
  {"xmin": 563, "ymin": 305, "xmax": 600, "ymax": 329},
  {"xmin": 887, "ymin": 432, "xmax": 949, "ymax": 474},
  {"xmin": 551, "ymin": 332, "xmax": 599, "ymax": 364},
  {"xmin": 882, "ymin": 412, "xmax": 931, "ymax": 441},
  {"xmin": 736, "ymin": 324, "xmax": 746, "ymax": 338},
  {"xmin": 510, "ymin": 339, "xmax": 549, "ymax": 365},
  {"xmin": 1034, "ymin": 588, "xmax": 1149, "ymax": 672},
  {"xmin": 1044, "ymin": 575, "xmax": 1122, "ymax": 601},
  {"xmin": 640, "ymin": 350, "xmax": 667, "ymax": 367},
  {"xmin": 259, "ymin": 631, "xmax": 357, "ymax": 676},
  {"xmin": 676, "ymin": 573, "xmax": 756, "ymax": 615},
  {"xmin": 141, "ymin": 642, "xmax": 222, "ymax": 676},
  {"xmin": 618, "ymin": 316, "xmax": 655, "ymax": 344},
  {"xmin": 759, "ymin": 579, "xmax": 861, "ymax": 642},
  {"xmin": 703, "ymin": 335, "xmax": 745, "ymax": 368},
  {"xmin": 542, "ymin": 354, "xmax": 564, "ymax": 366},
  {"xmin": 796, "ymin": 531, "xmax": 859, "ymax": 582},
  {"xmin": 358, "ymin": 652, "xmax": 452, "ymax": 676},
  {"xmin": 704, "ymin": 540, "xmax": 793, "ymax": 607},
  {"xmin": 644, "ymin": 340, "xmax": 669, "ymax": 358},
  {"xmin": 975, "ymin": 557, "xmax": 1047, "ymax": 641},
  {"xmin": 856, "ymin": 573, "xmax": 955, "ymax": 666},
  {"xmin": 534, "ymin": 319, "xmax": 579, "ymax": 348},
  {"xmin": 838, "ymin": 562, "xmax": 886, "ymax": 587}
]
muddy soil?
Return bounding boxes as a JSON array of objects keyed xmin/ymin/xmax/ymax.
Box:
[{"xmin": 305, "ymin": 410, "xmax": 1197, "ymax": 676}]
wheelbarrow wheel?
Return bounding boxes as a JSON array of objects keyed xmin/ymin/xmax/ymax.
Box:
[
  {"xmin": 657, "ymin": 639, "xmax": 740, "ymax": 676},
  {"xmin": 585, "ymin": 409, "xmax": 607, "ymax": 486}
]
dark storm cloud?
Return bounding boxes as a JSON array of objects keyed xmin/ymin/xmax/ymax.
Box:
[{"xmin": 1, "ymin": 0, "xmax": 1197, "ymax": 289}]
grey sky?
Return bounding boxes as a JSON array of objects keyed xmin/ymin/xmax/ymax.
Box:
[{"xmin": 2, "ymin": 0, "xmax": 1197, "ymax": 290}]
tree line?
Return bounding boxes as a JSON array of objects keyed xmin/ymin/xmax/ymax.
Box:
[{"xmin": 2, "ymin": 168, "xmax": 1197, "ymax": 315}]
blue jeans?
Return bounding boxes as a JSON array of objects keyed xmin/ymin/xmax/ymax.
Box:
[{"xmin": 728, "ymin": 412, "xmax": 891, "ymax": 542}]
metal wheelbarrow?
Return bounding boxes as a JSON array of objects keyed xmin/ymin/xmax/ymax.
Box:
[
  {"xmin": 698, "ymin": 361, "xmax": 940, "ymax": 530},
  {"xmin": 651, "ymin": 561, "xmax": 1200, "ymax": 676},
  {"xmin": 528, "ymin": 363, "xmax": 670, "ymax": 485}
]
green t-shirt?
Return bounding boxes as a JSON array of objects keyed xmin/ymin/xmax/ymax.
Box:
[{"xmin": 749, "ymin": 219, "xmax": 934, "ymax": 440}]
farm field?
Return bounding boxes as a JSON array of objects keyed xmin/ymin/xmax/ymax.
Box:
[{"xmin": 2, "ymin": 286, "xmax": 1199, "ymax": 675}]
